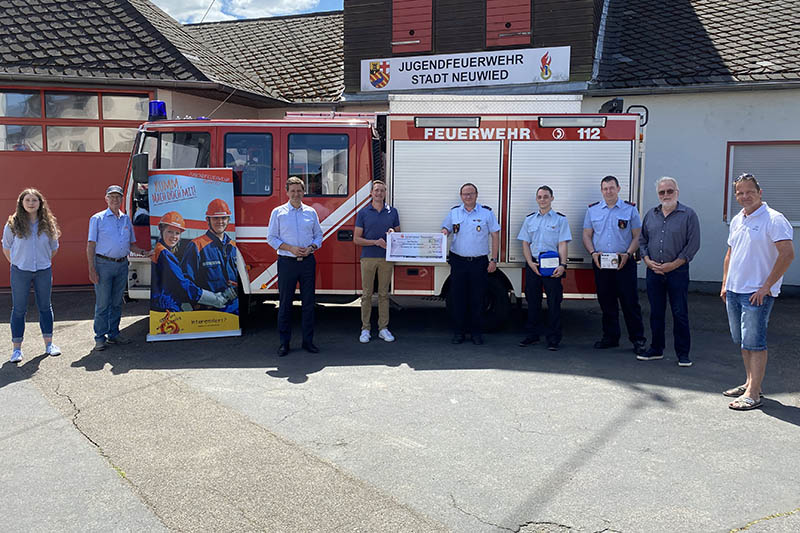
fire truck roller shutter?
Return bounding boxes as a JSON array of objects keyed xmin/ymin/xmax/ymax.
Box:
[
  {"xmin": 392, "ymin": 140, "xmax": 509, "ymax": 330},
  {"xmin": 507, "ymin": 140, "xmax": 635, "ymax": 266}
]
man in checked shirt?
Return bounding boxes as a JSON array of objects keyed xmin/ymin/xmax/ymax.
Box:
[{"xmin": 638, "ymin": 176, "xmax": 700, "ymax": 367}]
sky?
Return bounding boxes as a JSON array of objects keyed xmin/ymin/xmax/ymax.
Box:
[{"xmin": 151, "ymin": 0, "xmax": 344, "ymax": 24}]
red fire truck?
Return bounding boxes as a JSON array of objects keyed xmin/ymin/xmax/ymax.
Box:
[{"xmin": 124, "ymin": 95, "xmax": 646, "ymax": 329}]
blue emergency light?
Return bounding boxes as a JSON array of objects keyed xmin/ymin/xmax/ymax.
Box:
[{"xmin": 148, "ymin": 100, "xmax": 167, "ymax": 121}]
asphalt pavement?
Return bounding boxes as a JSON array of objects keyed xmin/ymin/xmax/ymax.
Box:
[{"xmin": 1, "ymin": 289, "xmax": 799, "ymax": 533}]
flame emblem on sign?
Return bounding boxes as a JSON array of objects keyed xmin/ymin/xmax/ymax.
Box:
[
  {"xmin": 540, "ymin": 52, "xmax": 552, "ymax": 80},
  {"xmin": 157, "ymin": 310, "xmax": 180, "ymax": 335}
]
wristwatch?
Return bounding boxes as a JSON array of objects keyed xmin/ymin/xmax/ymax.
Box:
[
  {"xmin": 490, "ymin": 258, "xmax": 498, "ymax": 263},
  {"xmin": 560, "ymin": 263, "xmax": 567, "ymax": 269}
]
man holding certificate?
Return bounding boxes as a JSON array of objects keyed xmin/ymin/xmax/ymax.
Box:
[
  {"xmin": 353, "ymin": 180, "xmax": 401, "ymax": 343},
  {"xmin": 582, "ymin": 175, "xmax": 647, "ymax": 355},
  {"xmin": 518, "ymin": 186, "xmax": 571, "ymax": 351},
  {"xmin": 441, "ymin": 183, "xmax": 500, "ymax": 345}
]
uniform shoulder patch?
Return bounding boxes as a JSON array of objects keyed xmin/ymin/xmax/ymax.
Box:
[
  {"xmin": 624, "ymin": 200, "xmax": 636, "ymax": 206},
  {"xmin": 588, "ymin": 201, "xmax": 600, "ymax": 207},
  {"xmin": 556, "ymin": 211, "xmax": 566, "ymax": 217},
  {"xmin": 192, "ymin": 234, "xmax": 213, "ymax": 252}
]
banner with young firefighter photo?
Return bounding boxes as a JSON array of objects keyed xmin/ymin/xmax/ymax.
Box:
[{"xmin": 147, "ymin": 168, "xmax": 241, "ymax": 341}]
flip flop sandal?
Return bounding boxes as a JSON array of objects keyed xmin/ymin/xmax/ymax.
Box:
[
  {"xmin": 728, "ymin": 397, "xmax": 763, "ymax": 411},
  {"xmin": 722, "ymin": 386, "xmax": 764, "ymax": 398}
]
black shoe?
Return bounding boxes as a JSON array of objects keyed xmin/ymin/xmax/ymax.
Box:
[
  {"xmin": 593, "ymin": 339, "xmax": 619, "ymax": 349},
  {"xmin": 302, "ymin": 343, "xmax": 320, "ymax": 354},
  {"xmin": 547, "ymin": 342, "xmax": 559, "ymax": 351},
  {"xmin": 636, "ymin": 348, "xmax": 663, "ymax": 361},
  {"xmin": 518, "ymin": 336, "xmax": 540, "ymax": 347},
  {"xmin": 633, "ymin": 340, "xmax": 647, "ymax": 355},
  {"xmin": 277, "ymin": 344, "xmax": 290, "ymax": 357},
  {"xmin": 452, "ymin": 334, "xmax": 465, "ymax": 344},
  {"xmin": 472, "ymin": 335, "xmax": 484, "ymax": 345}
]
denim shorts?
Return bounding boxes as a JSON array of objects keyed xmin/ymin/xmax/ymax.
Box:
[{"xmin": 726, "ymin": 291, "xmax": 774, "ymax": 351}]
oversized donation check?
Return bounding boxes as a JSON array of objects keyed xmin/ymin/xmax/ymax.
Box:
[{"xmin": 386, "ymin": 232, "xmax": 448, "ymax": 263}]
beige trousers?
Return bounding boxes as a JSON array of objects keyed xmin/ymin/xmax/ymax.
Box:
[{"xmin": 360, "ymin": 257, "xmax": 393, "ymax": 331}]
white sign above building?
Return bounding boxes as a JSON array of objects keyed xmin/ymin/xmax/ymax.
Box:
[{"xmin": 360, "ymin": 46, "xmax": 570, "ymax": 92}]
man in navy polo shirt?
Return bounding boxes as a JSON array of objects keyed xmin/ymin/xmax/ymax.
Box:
[{"xmin": 354, "ymin": 180, "xmax": 401, "ymax": 343}]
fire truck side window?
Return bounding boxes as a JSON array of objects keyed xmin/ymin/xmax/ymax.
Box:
[
  {"xmin": 224, "ymin": 132, "xmax": 273, "ymax": 196},
  {"xmin": 288, "ymin": 133, "xmax": 348, "ymax": 196},
  {"xmin": 160, "ymin": 132, "xmax": 211, "ymax": 169}
]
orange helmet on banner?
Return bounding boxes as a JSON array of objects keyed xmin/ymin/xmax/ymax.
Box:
[
  {"xmin": 159, "ymin": 211, "xmax": 186, "ymax": 231},
  {"xmin": 206, "ymin": 198, "xmax": 232, "ymax": 217}
]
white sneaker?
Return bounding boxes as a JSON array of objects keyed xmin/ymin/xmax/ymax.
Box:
[
  {"xmin": 359, "ymin": 330, "xmax": 371, "ymax": 343},
  {"xmin": 10, "ymin": 349, "xmax": 23, "ymax": 363},
  {"xmin": 378, "ymin": 328, "xmax": 395, "ymax": 342},
  {"xmin": 47, "ymin": 343, "xmax": 61, "ymax": 356}
]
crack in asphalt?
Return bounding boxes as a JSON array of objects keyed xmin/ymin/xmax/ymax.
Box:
[
  {"xmin": 729, "ymin": 506, "xmax": 800, "ymax": 532},
  {"xmin": 51, "ymin": 381, "xmax": 174, "ymax": 531},
  {"xmin": 449, "ymin": 494, "xmax": 577, "ymax": 533}
]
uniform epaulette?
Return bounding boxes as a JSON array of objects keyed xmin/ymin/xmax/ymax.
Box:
[
  {"xmin": 588, "ymin": 201, "xmax": 600, "ymax": 207},
  {"xmin": 624, "ymin": 200, "xmax": 636, "ymax": 206},
  {"xmin": 556, "ymin": 211, "xmax": 566, "ymax": 217},
  {"xmin": 451, "ymin": 204, "xmax": 460, "ymax": 210},
  {"xmin": 483, "ymin": 205, "xmax": 492, "ymax": 211},
  {"xmin": 526, "ymin": 211, "xmax": 537, "ymax": 217}
]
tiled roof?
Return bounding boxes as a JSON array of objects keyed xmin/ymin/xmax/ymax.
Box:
[
  {"xmin": 594, "ymin": 0, "xmax": 800, "ymax": 90},
  {"xmin": 0, "ymin": 0, "xmax": 281, "ymax": 102},
  {"xmin": 186, "ymin": 12, "xmax": 344, "ymax": 103}
]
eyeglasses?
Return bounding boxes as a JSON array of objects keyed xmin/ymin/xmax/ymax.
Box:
[
  {"xmin": 734, "ymin": 173, "xmax": 755, "ymax": 182},
  {"xmin": 461, "ymin": 192, "xmax": 476, "ymax": 197},
  {"xmin": 657, "ymin": 188, "xmax": 675, "ymax": 196}
]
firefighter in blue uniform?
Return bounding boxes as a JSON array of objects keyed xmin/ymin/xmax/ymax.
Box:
[
  {"xmin": 517, "ymin": 185, "xmax": 572, "ymax": 351},
  {"xmin": 151, "ymin": 211, "xmax": 227, "ymax": 312},
  {"xmin": 181, "ymin": 199, "xmax": 239, "ymax": 314},
  {"xmin": 582, "ymin": 175, "xmax": 646, "ymax": 354},
  {"xmin": 441, "ymin": 183, "xmax": 500, "ymax": 345}
]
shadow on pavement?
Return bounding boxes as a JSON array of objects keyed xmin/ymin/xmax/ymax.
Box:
[{"xmin": 0, "ymin": 354, "xmax": 48, "ymax": 389}]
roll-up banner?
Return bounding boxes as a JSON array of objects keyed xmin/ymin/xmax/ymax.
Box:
[{"xmin": 146, "ymin": 168, "xmax": 241, "ymax": 341}]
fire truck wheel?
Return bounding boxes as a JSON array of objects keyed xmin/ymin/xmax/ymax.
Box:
[{"xmin": 483, "ymin": 276, "xmax": 511, "ymax": 332}]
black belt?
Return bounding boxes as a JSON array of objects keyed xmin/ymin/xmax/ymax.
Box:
[
  {"xmin": 96, "ymin": 254, "xmax": 127, "ymax": 263},
  {"xmin": 450, "ymin": 253, "xmax": 486, "ymax": 261},
  {"xmin": 279, "ymin": 254, "xmax": 314, "ymax": 262}
]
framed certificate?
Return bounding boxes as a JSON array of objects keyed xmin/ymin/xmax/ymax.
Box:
[{"xmin": 386, "ymin": 232, "xmax": 448, "ymax": 263}]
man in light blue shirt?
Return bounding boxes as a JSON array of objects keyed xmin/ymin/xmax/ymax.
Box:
[
  {"xmin": 517, "ymin": 185, "xmax": 572, "ymax": 350},
  {"xmin": 582, "ymin": 175, "xmax": 646, "ymax": 354},
  {"xmin": 267, "ymin": 177, "xmax": 323, "ymax": 356},
  {"xmin": 87, "ymin": 185, "xmax": 151, "ymax": 351},
  {"xmin": 441, "ymin": 183, "xmax": 500, "ymax": 345}
]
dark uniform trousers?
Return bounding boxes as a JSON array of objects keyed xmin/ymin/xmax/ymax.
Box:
[
  {"xmin": 592, "ymin": 259, "xmax": 645, "ymax": 343},
  {"xmin": 449, "ymin": 253, "xmax": 488, "ymax": 337},
  {"xmin": 525, "ymin": 266, "xmax": 564, "ymax": 344},
  {"xmin": 277, "ymin": 255, "xmax": 316, "ymax": 345}
]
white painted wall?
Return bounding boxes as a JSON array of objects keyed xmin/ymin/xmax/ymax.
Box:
[
  {"xmin": 583, "ymin": 90, "xmax": 800, "ymax": 287},
  {"xmin": 156, "ymin": 89, "xmax": 260, "ymax": 120}
]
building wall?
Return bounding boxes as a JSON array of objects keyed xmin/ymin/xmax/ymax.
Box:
[
  {"xmin": 583, "ymin": 89, "xmax": 800, "ymax": 287},
  {"xmin": 157, "ymin": 90, "xmax": 260, "ymax": 120},
  {"xmin": 343, "ymin": 0, "xmax": 599, "ymax": 93}
]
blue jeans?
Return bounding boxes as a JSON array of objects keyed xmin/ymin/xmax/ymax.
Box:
[
  {"xmin": 646, "ymin": 265, "xmax": 690, "ymax": 356},
  {"xmin": 726, "ymin": 291, "xmax": 774, "ymax": 351},
  {"xmin": 10, "ymin": 265, "xmax": 53, "ymax": 343},
  {"xmin": 93, "ymin": 257, "xmax": 128, "ymax": 341}
]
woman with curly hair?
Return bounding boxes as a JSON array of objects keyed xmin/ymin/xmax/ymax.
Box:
[{"xmin": 2, "ymin": 188, "xmax": 61, "ymax": 363}]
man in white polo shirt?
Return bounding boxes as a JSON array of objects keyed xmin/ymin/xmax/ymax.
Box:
[{"xmin": 721, "ymin": 173, "xmax": 794, "ymax": 411}]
